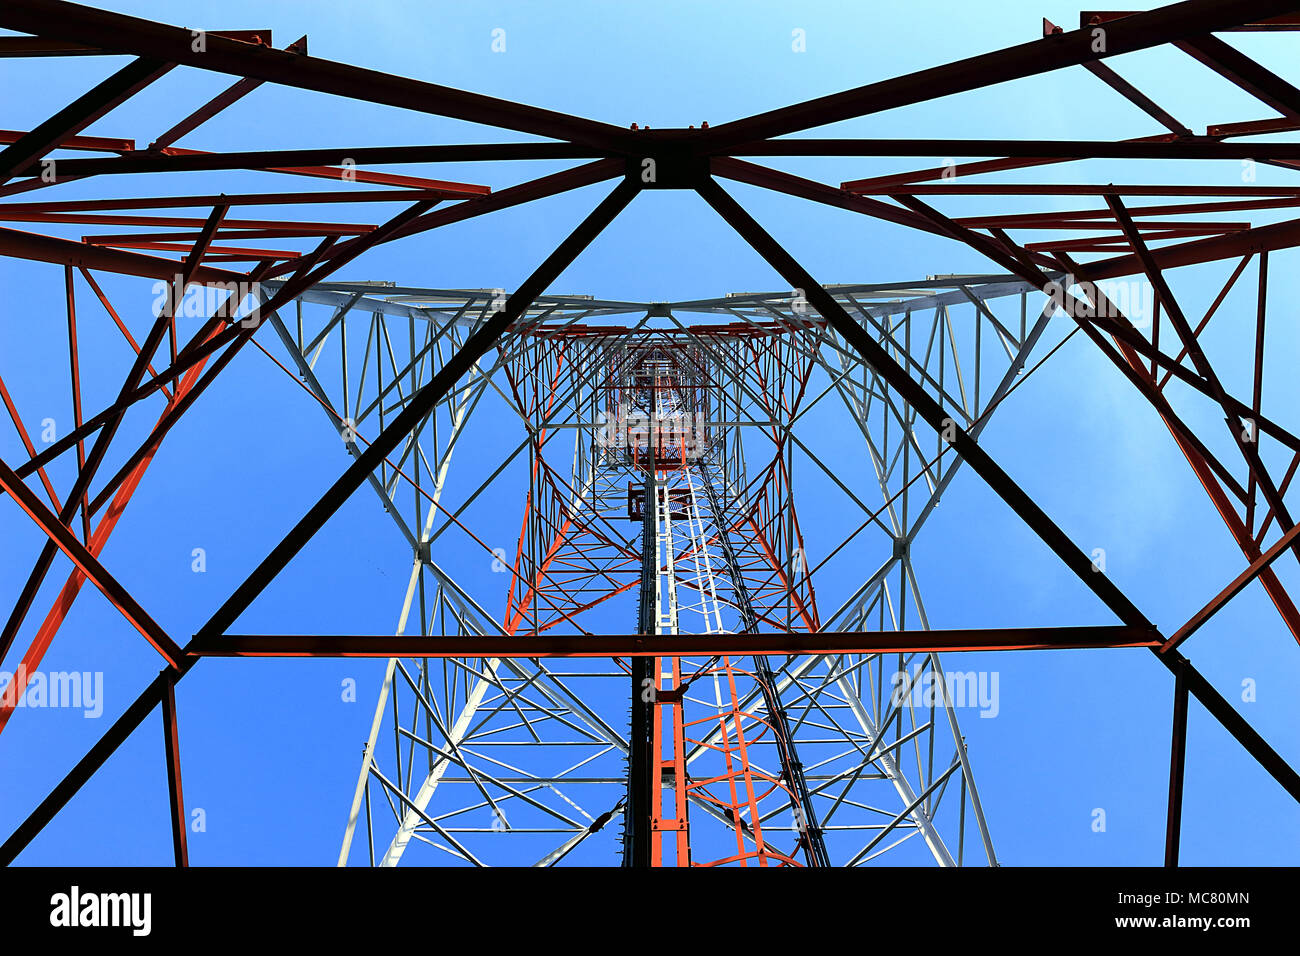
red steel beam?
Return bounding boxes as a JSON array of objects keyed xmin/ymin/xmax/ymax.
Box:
[
  {"xmin": 0, "ymin": 128, "xmax": 133, "ymax": 152},
  {"xmin": 0, "ymin": 224, "xmax": 248, "ymax": 282},
  {"xmin": 5, "ymin": 212, "xmax": 379, "ymax": 232},
  {"xmin": 161, "ymin": 146, "xmax": 495, "ymax": 194},
  {"xmin": 0, "ymin": 188, "xmax": 457, "ymax": 213},
  {"xmin": 26, "ymin": 143, "xmax": 591, "ymax": 180},
  {"xmin": 88, "ymin": 240, "xmax": 300, "ymax": 259},
  {"xmin": 1210, "ymin": 116, "xmax": 1300, "ymax": 136},
  {"xmin": 1024, "ymin": 227, "xmax": 1243, "ymax": 251},
  {"xmin": 958, "ymin": 197, "xmax": 1300, "ymax": 227}
]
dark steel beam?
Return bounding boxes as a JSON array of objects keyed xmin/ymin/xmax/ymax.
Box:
[
  {"xmin": 187, "ymin": 625, "xmax": 1163, "ymax": 658},
  {"xmin": 627, "ymin": 472, "xmax": 656, "ymax": 868},
  {"xmin": 161, "ymin": 674, "xmax": 188, "ymax": 867},
  {"xmin": 1165, "ymin": 657, "xmax": 1189, "ymax": 867}
]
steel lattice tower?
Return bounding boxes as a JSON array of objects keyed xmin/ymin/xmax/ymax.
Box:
[
  {"xmin": 273, "ymin": 278, "xmax": 1044, "ymax": 866},
  {"xmin": 2, "ymin": 0, "xmax": 1299, "ymax": 869}
]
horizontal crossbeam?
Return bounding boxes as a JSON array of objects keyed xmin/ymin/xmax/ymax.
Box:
[{"xmin": 189, "ymin": 625, "xmax": 1162, "ymax": 658}]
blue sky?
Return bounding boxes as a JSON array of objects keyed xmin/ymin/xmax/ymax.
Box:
[{"xmin": 1, "ymin": 0, "xmax": 1298, "ymax": 865}]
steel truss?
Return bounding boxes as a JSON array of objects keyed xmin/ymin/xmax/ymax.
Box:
[{"xmin": 1, "ymin": 0, "xmax": 1299, "ymax": 867}]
